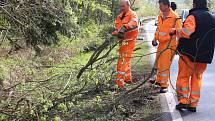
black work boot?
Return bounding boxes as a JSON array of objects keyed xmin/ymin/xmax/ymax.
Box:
[
  {"xmin": 160, "ymin": 87, "xmax": 168, "ymax": 93},
  {"xmin": 149, "ymin": 80, "xmax": 161, "ymax": 86},
  {"xmin": 108, "ymin": 79, "xmax": 117, "ymax": 91},
  {"xmin": 125, "ymin": 81, "xmax": 132, "ymax": 84},
  {"xmin": 188, "ymin": 106, "xmax": 197, "ymax": 112},
  {"xmin": 176, "ymin": 103, "xmax": 189, "ymax": 111}
]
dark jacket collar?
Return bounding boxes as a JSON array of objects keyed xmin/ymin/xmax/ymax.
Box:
[{"xmin": 189, "ymin": 8, "xmax": 209, "ymax": 14}]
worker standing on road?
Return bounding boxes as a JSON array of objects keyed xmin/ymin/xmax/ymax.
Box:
[
  {"xmin": 112, "ymin": 0, "xmax": 139, "ymax": 88},
  {"xmin": 170, "ymin": 0, "xmax": 215, "ymax": 112},
  {"xmin": 151, "ymin": 0, "xmax": 182, "ymax": 93}
]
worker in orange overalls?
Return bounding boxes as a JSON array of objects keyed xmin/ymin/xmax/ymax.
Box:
[
  {"xmin": 112, "ymin": 0, "xmax": 138, "ymax": 88},
  {"xmin": 170, "ymin": 0, "xmax": 215, "ymax": 112},
  {"xmin": 152, "ymin": 0, "xmax": 181, "ymax": 93}
]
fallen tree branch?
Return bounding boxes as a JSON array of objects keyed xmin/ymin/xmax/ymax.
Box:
[{"xmin": 77, "ymin": 37, "xmax": 117, "ymax": 79}]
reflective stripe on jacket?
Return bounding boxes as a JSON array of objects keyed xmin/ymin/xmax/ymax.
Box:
[
  {"xmin": 177, "ymin": 15, "xmax": 196, "ymax": 38},
  {"xmin": 155, "ymin": 9, "xmax": 182, "ymax": 43}
]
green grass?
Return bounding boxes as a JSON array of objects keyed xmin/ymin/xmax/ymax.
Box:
[
  {"xmin": 0, "ymin": 18, "xmax": 161, "ymax": 120},
  {"xmin": 132, "ymin": 42, "xmax": 152, "ymax": 76},
  {"xmin": 134, "ymin": 0, "xmax": 159, "ymax": 17}
]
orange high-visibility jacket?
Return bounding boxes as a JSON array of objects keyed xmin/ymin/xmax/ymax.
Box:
[
  {"xmin": 177, "ymin": 15, "xmax": 196, "ymax": 38},
  {"xmin": 155, "ymin": 9, "xmax": 182, "ymax": 43},
  {"xmin": 115, "ymin": 9, "xmax": 139, "ymax": 41}
]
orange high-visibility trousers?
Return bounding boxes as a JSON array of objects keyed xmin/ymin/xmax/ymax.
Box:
[
  {"xmin": 156, "ymin": 40, "xmax": 177, "ymax": 88},
  {"xmin": 115, "ymin": 40, "xmax": 135, "ymax": 88},
  {"xmin": 176, "ymin": 55, "xmax": 207, "ymax": 107}
]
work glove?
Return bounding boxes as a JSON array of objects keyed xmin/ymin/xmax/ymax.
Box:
[
  {"xmin": 152, "ymin": 39, "xmax": 158, "ymax": 46},
  {"xmin": 111, "ymin": 31, "xmax": 123, "ymax": 43},
  {"xmin": 112, "ymin": 31, "xmax": 119, "ymax": 36},
  {"xmin": 117, "ymin": 26, "xmax": 127, "ymax": 39},
  {"xmin": 169, "ymin": 28, "xmax": 176, "ymax": 36}
]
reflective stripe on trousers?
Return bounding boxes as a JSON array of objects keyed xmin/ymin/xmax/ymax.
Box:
[
  {"xmin": 115, "ymin": 40, "xmax": 135, "ymax": 87},
  {"xmin": 176, "ymin": 55, "xmax": 207, "ymax": 107}
]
